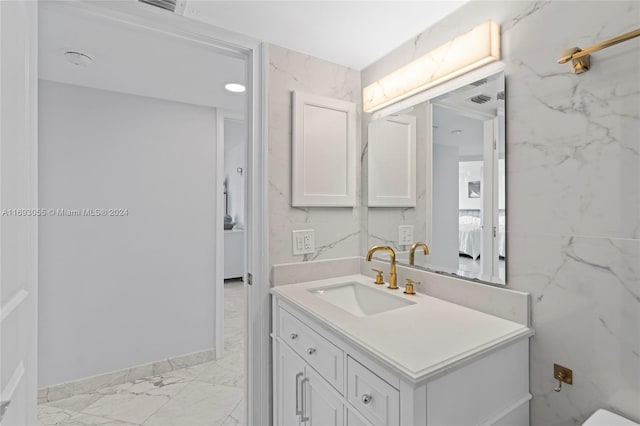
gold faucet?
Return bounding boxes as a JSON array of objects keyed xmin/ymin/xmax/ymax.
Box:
[
  {"xmin": 366, "ymin": 246, "xmax": 398, "ymax": 289},
  {"xmin": 409, "ymin": 242, "xmax": 429, "ymax": 266}
]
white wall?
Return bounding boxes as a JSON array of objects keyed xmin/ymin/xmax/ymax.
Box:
[
  {"xmin": 224, "ymin": 118, "xmax": 245, "ymax": 228},
  {"xmin": 38, "ymin": 81, "xmax": 218, "ymax": 387},
  {"xmin": 363, "ymin": 1, "xmax": 640, "ymax": 423}
]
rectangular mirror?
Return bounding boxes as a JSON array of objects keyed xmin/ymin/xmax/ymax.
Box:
[{"xmin": 366, "ymin": 71, "xmax": 506, "ymax": 285}]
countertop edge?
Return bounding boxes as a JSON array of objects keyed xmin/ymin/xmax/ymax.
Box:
[{"xmin": 271, "ymin": 285, "xmax": 533, "ymax": 384}]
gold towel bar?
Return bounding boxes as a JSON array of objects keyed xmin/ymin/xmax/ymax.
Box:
[{"xmin": 558, "ymin": 28, "xmax": 640, "ymax": 74}]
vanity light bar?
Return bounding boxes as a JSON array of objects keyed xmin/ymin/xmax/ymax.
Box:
[{"xmin": 363, "ymin": 21, "xmax": 501, "ymax": 113}]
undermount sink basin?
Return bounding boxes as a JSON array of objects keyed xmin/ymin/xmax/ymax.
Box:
[{"xmin": 309, "ymin": 281, "xmax": 415, "ymax": 317}]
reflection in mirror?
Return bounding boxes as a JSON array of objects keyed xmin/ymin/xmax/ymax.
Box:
[{"xmin": 366, "ymin": 72, "xmax": 506, "ymax": 285}]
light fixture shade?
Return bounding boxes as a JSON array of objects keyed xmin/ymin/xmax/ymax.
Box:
[
  {"xmin": 363, "ymin": 21, "xmax": 500, "ymax": 113},
  {"xmin": 225, "ymin": 83, "xmax": 246, "ymax": 93}
]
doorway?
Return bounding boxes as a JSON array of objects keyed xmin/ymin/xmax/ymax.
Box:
[{"xmin": 36, "ymin": 3, "xmax": 250, "ymax": 425}]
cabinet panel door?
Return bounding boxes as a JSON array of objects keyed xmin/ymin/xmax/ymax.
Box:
[
  {"xmin": 292, "ymin": 91, "xmax": 357, "ymax": 207},
  {"xmin": 368, "ymin": 114, "xmax": 416, "ymax": 207},
  {"xmin": 347, "ymin": 407, "xmax": 373, "ymax": 426},
  {"xmin": 303, "ymin": 367, "xmax": 344, "ymax": 426},
  {"xmin": 277, "ymin": 341, "xmax": 306, "ymax": 426}
]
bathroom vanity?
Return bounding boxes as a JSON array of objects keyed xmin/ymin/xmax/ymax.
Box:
[{"xmin": 271, "ymin": 274, "xmax": 533, "ymax": 426}]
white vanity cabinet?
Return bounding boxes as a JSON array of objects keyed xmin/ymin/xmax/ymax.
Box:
[
  {"xmin": 272, "ymin": 296, "xmax": 531, "ymax": 426},
  {"xmin": 277, "ymin": 341, "xmax": 344, "ymax": 426}
]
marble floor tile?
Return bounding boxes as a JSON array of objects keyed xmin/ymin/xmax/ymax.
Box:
[
  {"xmin": 38, "ymin": 406, "xmax": 139, "ymax": 426},
  {"xmin": 221, "ymin": 399, "xmax": 244, "ymax": 425},
  {"xmin": 79, "ymin": 388, "xmax": 171, "ymax": 425},
  {"xmin": 142, "ymin": 382, "xmax": 243, "ymax": 426},
  {"xmin": 165, "ymin": 357, "xmax": 244, "ymax": 389},
  {"xmin": 45, "ymin": 393, "xmax": 104, "ymax": 413},
  {"xmin": 39, "ymin": 279, "xmax": 245, "ymax": 426}
]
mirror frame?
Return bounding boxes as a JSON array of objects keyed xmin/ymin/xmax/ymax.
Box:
[{"xmin": 365, "ymin": 61, "xmax": 507, "ymax": 286}]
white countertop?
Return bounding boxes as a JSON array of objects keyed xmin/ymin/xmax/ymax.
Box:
[{"xmin": 271, "ymin": 274, "xmax": 533, "ymax": 383}]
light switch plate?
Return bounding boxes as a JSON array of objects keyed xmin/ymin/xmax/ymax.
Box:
[
  {"xmin": 292, "ymin": 229, "xmax": 314, "ymax": 255},
  {"xmin": 398, "ymin": 225, "xmax": 414, "ymax": 245}
]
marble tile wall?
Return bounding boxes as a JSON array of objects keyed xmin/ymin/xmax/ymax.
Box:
[
  {"xmin": 267, "ymin": 44, "xmax": 363, "ymax": 265},
  {"xmin": 362, "ymin": 1, "xmax": 640, "ymax": 424}
]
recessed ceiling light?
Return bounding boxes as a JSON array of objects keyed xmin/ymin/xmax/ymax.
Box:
[
  {"xmin": 64, "ymin": 51, "xmax": 93, "ymax": 67},
  {"xmin": 225, "ymin": 83, "xmax": 246, "ymax": 93},
  {"xmin": 451, "ymin": 129, "xmax": 463, "ymax": 135}
]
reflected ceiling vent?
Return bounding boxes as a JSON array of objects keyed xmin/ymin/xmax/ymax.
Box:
[
  {"xmin": 139, "ymin": 0, "xmax": 177, "ymax": 12},
  {"xmin": 469, "ymin": 94, "xmax": 492, "ymax": 104},
  {"xmin": 470, "ymin": 78, "xmax": 488, "ymax": 87}
]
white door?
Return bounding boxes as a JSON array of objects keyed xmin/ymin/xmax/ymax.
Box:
[
  {"xmin": 303, "ymin": 367, "xmax": 344, "ymax": 426},
  {"xmin": 0, "ymin": 1, "xmax": 38, "ymax": 425},
  {"xmin": 276, "ymin": 341, "xmax": 305, "ymax": 426}
]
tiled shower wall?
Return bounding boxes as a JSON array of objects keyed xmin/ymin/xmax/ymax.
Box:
[{"xmin": 362, "ymin": 1, "xmax": 639, "ymax": 424}]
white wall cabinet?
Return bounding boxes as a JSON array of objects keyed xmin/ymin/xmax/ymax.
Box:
[
  {"xmin": 292, "ymin": 91, "xmax": 357, "ymax": 207},
  {"xmin": 367, "ymin": 114, "xmax": 416, "ymax": 207},
  {"xmin": 273, "ymin": 297, "xmax": 530, "ymax": 426}
]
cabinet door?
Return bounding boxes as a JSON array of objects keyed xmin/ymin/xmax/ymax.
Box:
[
  {"xmin": 368, "ymin": 114, "xmax": 416, "ymax": 207},
  {"xmin": 303, "ymin": 367, "xmax": 344, "ymax": 426},
  {"xmin": 277, "ymin": 341, "xmax": 306, "ymax": 426},
  {"xmin": 347, "ymin": 407, "xmax": 373, "ymax": 426}
]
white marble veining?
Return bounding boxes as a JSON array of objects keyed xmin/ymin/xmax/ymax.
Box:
[
  {"xmin": 362, "ymin": 1, "xmax": 640, "ymax": 424},
  {"xmin": 268, "ymin": 44, "xmax": 364, "ymax": 265},
  {"xmin": 272, "ymin": 274, "xmax": 532, "ymax": 382},
  {"xmin": 38, "ymin": 280, "xmax": 245, "ymax": 426}
]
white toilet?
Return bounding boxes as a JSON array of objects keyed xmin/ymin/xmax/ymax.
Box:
[{"xmin": 583, "ymin": 409, "xmax": 640, "ymax": 426}]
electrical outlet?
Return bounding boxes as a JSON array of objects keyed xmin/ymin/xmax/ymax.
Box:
[
  {"xmin": 292, "ymin": 229, "xmax": 314, "ymax": 255},
  {"xmin": 398, "ymin": 225, "xmax": 414, "ymax": 245}
]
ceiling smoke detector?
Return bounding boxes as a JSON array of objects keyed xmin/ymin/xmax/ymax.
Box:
[{"xmin": 64, "ymin": 51, "xmax": 93, "ymax": 67}]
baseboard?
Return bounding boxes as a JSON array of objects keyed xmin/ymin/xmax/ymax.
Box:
[{"xmin": 38, "ymin": 348, "xmax": 216, "ymax": 404}]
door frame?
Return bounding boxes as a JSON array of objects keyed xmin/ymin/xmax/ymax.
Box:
[
  {"xmin": 0, "ymin": 1, "xmax": 38, "ymax": 424},
  {"xmin": 36, "ymin": 1, "xmax": 271, "ymax": 423}
]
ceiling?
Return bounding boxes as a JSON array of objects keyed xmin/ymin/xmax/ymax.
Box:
[
  {"xmin": 183, "ymin": 1, "xmax": 467, "ymax": 70},
  {"xmin": 39, "ymin": 1, "xmax": 468, "ymax": 110},
  {"xmin": 432, "ymin": 106, "xmax": 484, "ymax": 159},
  {"xmin": 39, "ymin": 3, "xmax": 247, "ymax": 111}
]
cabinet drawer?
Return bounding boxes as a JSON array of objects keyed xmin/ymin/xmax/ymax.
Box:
[
  {"xmin": 279, "ymin": 307, "xmax": 344, "ymax": 393},
  {"xmin": 347, "ymin": 356, "xmax": 399, "ymax": 426}
]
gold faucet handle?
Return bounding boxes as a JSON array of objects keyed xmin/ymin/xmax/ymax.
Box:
[
  {"xmin": 403, "ymin": 278, "xmax": 420, "ymax": 295},
  {"xmin": 372, "ymin": 269, "xmax": 385, "ymax": 285}
]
